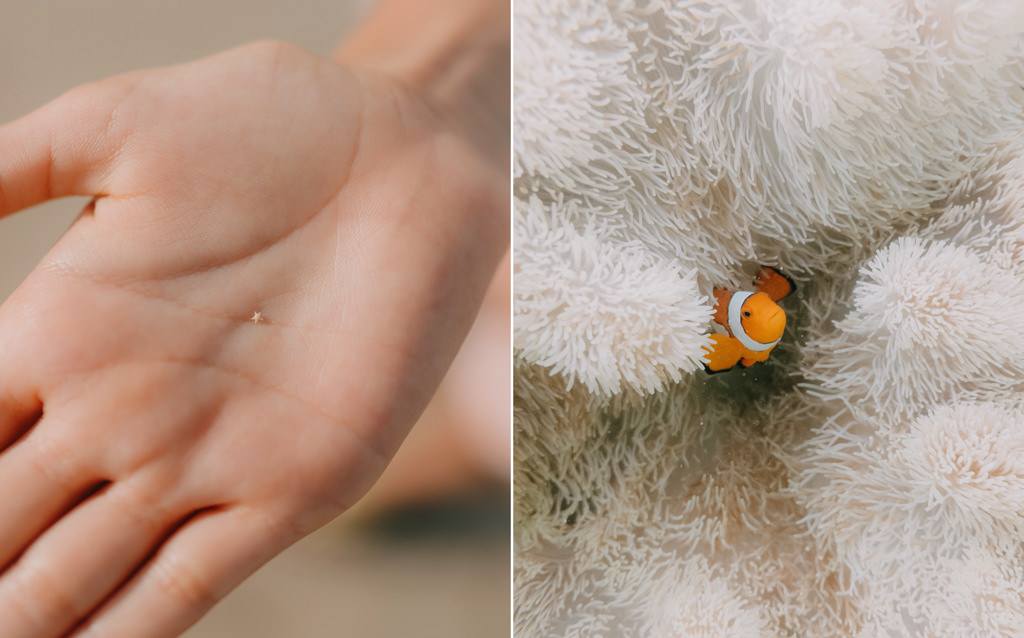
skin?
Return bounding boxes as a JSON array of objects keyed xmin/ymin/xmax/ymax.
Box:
[{"xmin": 0, "ymin": 1, "xmax": 508, "ymax": 635}]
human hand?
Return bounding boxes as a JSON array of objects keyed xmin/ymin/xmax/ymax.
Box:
[{"xmin": 0, "ymin": 37, "xmax": 506, "ymax": 638}]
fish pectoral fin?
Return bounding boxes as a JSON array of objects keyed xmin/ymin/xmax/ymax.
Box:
[{"xmin": 702, "ymin": 334, "xmax": 744, "ymax": 372}]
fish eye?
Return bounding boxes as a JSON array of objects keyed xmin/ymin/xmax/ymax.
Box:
[{"xmin": 743, "ymin": 311, "xmax": 751, "ymax": 317}]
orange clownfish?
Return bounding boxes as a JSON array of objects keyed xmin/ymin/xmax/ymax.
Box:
[{"xmin": 702, "ymin": 266, "xmax": 796, "ymax": 373}]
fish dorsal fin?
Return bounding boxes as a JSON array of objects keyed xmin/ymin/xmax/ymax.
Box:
[{"xmin": 754, "ymin": 266, "xmax": 795, "ymax": 301}]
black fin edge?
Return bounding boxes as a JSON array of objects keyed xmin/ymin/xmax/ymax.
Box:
[{"xmin": 703, "ymin": 363, "xmax": 736, "ymax": 375}]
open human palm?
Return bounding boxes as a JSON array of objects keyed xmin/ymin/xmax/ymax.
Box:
[{"xmin": 0, "ymin": 40, "xmax": 505, "ymax": 637}]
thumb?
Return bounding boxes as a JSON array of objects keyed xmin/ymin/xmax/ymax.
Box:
[{"xmin": 0, "ymin": 78, "xmax": 132, "ymax": 217}]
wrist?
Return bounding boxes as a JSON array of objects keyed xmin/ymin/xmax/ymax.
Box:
[{"xmin": 333, "ymin": 0, "xmax": 509, "ymax": 168}]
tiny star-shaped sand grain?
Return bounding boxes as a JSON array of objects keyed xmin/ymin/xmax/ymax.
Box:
[{"xmin": 250, "ymin": 311, "xmax": 264, "ymax": 324}]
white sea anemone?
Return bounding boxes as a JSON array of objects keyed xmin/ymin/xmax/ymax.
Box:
[
  {"xmin": 513, "ymin": 0, "xmax": 639, "ymax": 185},
  {"xmin": 897, "ymin": 401, "xmax": 1024, "ymax": 538},
  {"xmin": 643, "ymin": 565, "xmax": 768, "ymax": 637},
  {"xmin": 907, "ymin": 544, "xmax": 1024, "ymax": 637},
  {"xmin": 514, "ymin": 195, "xmax": 712, "ymax": 396},
  {"xmin": 513, "ymin": 0, "xmax": 1024, "ymax": 635},
  {"xmin": 807, "ymin": 236, "xmax": 1024, "ymax": 416}
]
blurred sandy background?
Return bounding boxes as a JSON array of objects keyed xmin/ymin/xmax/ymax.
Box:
[{"xmin": 0, "ymin": 1, "xmax": 509, "ymax": 636}]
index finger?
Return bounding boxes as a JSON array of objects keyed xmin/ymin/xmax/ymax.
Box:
[{"xmin": 0, "ymin": 77, "xmax": 133, "ymax": 217}]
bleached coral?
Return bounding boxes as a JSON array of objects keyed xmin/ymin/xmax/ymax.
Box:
[{"xmin": 515, "ymin": 0, "xmax": 1024, "ymax": 635}]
